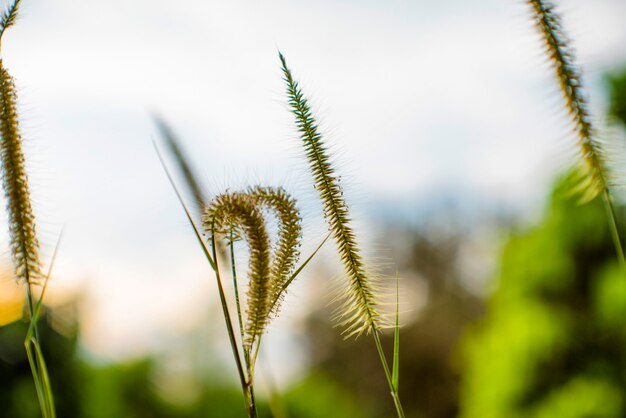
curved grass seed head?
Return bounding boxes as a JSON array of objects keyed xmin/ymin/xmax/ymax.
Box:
[
  {"xmin": 204, "ymin": 186, "xmax": 302, "ymax": 352},
  {"xmin": 246, "ymin": 186, "xmax": 302, "ymax": 316}
]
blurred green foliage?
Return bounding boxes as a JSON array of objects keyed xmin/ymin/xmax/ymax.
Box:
[
  {"xmin": 0, "ymin": 310, "xmax": 371, "ymax": 418},
  {"xmin": 459, "ymin": 174, "xmax": 626, "ymax": 418}
]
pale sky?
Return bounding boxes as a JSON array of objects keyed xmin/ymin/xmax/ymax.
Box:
[{"xmin": 0, "ymin": 0, "xmax": 624, "ymax": 362}]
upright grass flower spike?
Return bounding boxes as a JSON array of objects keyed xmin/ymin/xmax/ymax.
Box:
[
  {"xmin": 279, "ymin": 52, "xmax": 405, "ymax": 417},
  {"xmin": 527, "ymin": 0, "xmax": 626, "ymax": 271},
  {"xmin": 279, "ymin": 52, "xmax": 382, "ymax": 337},
  {"xmin": 528, "ymin": 0, "xmax": 607, "ymax": 201},
  {"xmin": 0, "ymin": 60, "xmax": 42, "ymax": 285}
]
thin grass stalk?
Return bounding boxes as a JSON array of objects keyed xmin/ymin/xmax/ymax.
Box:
[
  {"xmin": 279, "ymin": 52, "xmax": 405, "ymax": 417},
  {"xmin": 230, "ymin": 230, "xmax": 246, "ymax": 348},
  {"xmin": 227, "ymin": 236, "xmax": 258, "ymax": 418},
  {"xmin": 24, "ymin": 232, "xmax": 62, "ymax": 418},
  {"xmin": 602, "ymin": 190, "xmax": 626, "ymax": 271},
  {"xmin": 211, "ymin": 220, "xmax": 258, "ymax": 418},
  {"xmin": 211, "ymin": 221, "xmax": 254, "ymax": 417}
]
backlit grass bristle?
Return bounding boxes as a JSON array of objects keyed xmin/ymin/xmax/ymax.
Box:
[
  {"xmin": 528, "ymin": 0, "xmax": 608, "ymax": 201},
  {"xmin": 279, "ymin": 52, "xmax": 383, "ymax": 338},
  {"xmin": 0, "ymin": 59, "xmax": 41, "ymax": 284}
]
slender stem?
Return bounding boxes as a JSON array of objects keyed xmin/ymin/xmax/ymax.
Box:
[
  {"xmin": 243, "ymin": 380, "xmax": 258, "ymax": 418},
  {"xmin": 602, "ymin": 189, "xmax": 626, "ymax": 273},
  {"xmin": 211, "ymin": 224, "xmax": 259, "ymax": 418},
  {"xmin": 25, "ymin": 284, "xmax": 47, "ymax": 417},
  {"xmin": 33, "ymin": 339, "xmax": 55, "ymax": 417},
  {"xmin": 25, "ymin": 233, "xmax": 62, "ymax": 418},
  {"xmin": 372, "ymin": 330, "xmax": 406, "ymax": 418},
  {"xmin": 210, "ymin": 224, "xmax": 248, "ymax": 390},
  {"xmin": 156, "ymin": 148, "xmax": 256, "ymax": 417},
  {"xmin": 25, "ymin": 285, "xmax": 56, "ymax": 418},
  {"xmin": 230, "ymin": 230, "xmax": 246, "ymax": 348}
]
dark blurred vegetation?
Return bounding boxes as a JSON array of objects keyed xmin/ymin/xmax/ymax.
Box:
[
  {"xmin": 458, "ymin": 67, "xmax": 626, "ymax": 418},
  {"xmin": 0, "ymin": 306, "xmax": 367, "ymax": 418},
  {"xmin": 304, "ymin": 222, "xmax": 485, "ymax": 418},
  {"xmin": 2, "ymin": 70, "xmax": 626, "ymax": 418},
  {"xmin": 460, "ymin": 176, "xmax": 626, "ymax": 417},
  {"xmin": 608, "ymin": 68, "xmax": 626, "ymax": 125},
  {"xmin": 0, "ymin": 305, "xmax": 375, "ymax": 417}
]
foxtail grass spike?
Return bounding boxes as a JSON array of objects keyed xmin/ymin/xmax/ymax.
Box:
[
  {"xmin": 279, "ymin": 52, "xmax": 382, "ymax": 337},
  {"xmin": 0, "ymin": 63, "xmax": 41, "ymax": 285},
  {"xmin": 528, "ymin": 0, "xmax": 607, "ymax": 202},
  {"xmin": 528, "ymin": 0, "xmax": 626, "ymax": 272}
]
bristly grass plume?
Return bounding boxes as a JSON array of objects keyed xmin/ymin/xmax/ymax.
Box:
[
  {"xmin": 278, "ymin": 52, "xmax": 383, "ymax": 339},
  {"xmin": 0, "ymin": 0, "xmax": 40, "ymax": 287},
  {"xmin": 0, "ymin": 1, "xmax": 56, "ymax": 417},
  {"xmin": 279, "ymin": 52, "xmax": 405, "ymax": 418},
  {"xmin": 528, "ymin": 0, "xmax": 608, "ymax": 201},
  {"xmin": 527, "ymin": 0, "xmax": 626, "ymax": 270}
]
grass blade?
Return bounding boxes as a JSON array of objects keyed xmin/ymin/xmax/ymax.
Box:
[
  {"xmin": 153, "ymin": 141, "xmax": 216, "ymax": 270},
  {"xmin": 269, "ymin": 232, "xmax": 331, "ymax": 314},
  {"xmin": 392, "ymin": 272, "xmax": 400, "ymax": 393}
]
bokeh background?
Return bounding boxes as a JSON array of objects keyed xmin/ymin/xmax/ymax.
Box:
[{"xmin": 2, "ymin": 0, "xmax": 626, "ymax": 416}]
